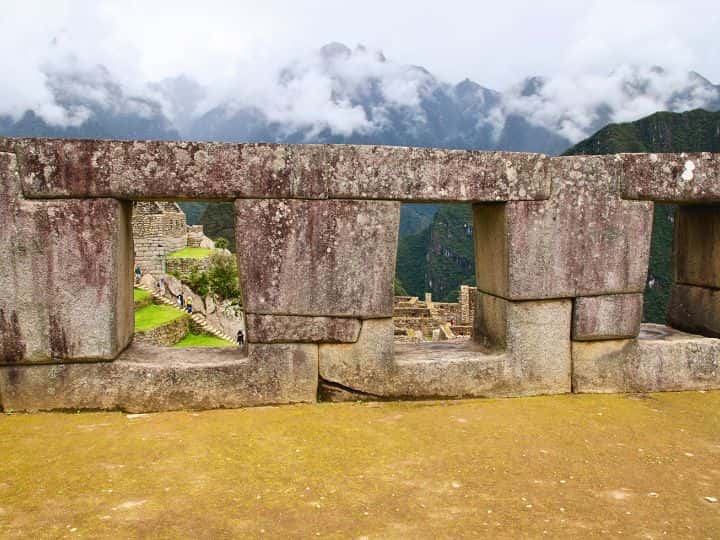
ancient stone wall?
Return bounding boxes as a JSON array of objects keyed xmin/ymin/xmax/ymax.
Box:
[
  {"xmin": 459, "ymin": 285, "xmax": 477, "ymax": 326},
  {"xmin": 132, "ymin": 202, "xmax": 189, "ymax": 274},
  {"xmin": 0, "ymin": 137, "xmax": 718, "ymax": 412},
  {"xmin": 165, "ymin": 256, "xmax": 211, "ymax": 276},
  {"xmin": 134, "ymin": 315, "xmax": 189, "ymax": 347}
]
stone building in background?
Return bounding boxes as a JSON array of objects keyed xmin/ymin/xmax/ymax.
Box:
[{"xmin": 132, "ymin": 201, "xmax": 214, "ymax": 274}]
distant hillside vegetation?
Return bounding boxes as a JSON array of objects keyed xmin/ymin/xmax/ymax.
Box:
[
  {"xmin": 564, "ymin": 108, "xmax": 720, "ymax": 323},
  {"xmin": 563, "ymin": 109, "xmax": 720, "ymax": 154},
  {"xmin": 396, "ymin": 204, "xmax": 475, "ymax": 301},
  {"xmin": 199, "ymin": 203, "xmax": 236, "ymax": 252}
]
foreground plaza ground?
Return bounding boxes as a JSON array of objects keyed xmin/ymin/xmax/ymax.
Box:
[{"xmin": 1, "ymin": 392, "xmax": 719, "ymax": 538}]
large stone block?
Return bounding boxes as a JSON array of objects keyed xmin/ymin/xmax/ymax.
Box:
[
  {"xmin": 674, "ymin": 205, "xmax": 720, "ymax": 288},
  {"xmin": 572, "ymin": 294, "xmax": 643, "ymax": 341},
  {"xmin": 572, "ymin": 325, "xmax": 720, "ymax": 393},
  {"xmin": 0, "ymin": 152, "xmax": 133, "ymax": 364},
  {"xmin": 6, "ymin": 139, "xmax": 328, "ymax": 200},
  {"xmin": 1, "ymin": 137, "xmax": 551, "ymax": 203},
  {"xmin": 474, "ymin": 293, "xmax": 572, "ymax": 391},
  {"xmin": 474, "ymin": 156, "xmax": 653, "ymax": 300},
  {"xmin": 235, "ymin": 199, "xmax": 399, "ymax": 318},
  {"xmin": 0, "ymin": 343, "xmax": 318, "ymax": 412},
  {"xmin": 621, "ymin": 152, "xmax": 720, "ymax": 203},
  {"xmin": 319, "ymin": 296, "xmax": 571, "ymax": 399},
  {"xmin": 325, "ymin": 145, "xmax": 550, "ymax": 201},
  {"xmin": 246, "ymin": 314, "xmax": 361, "ymax": 343},
  {"xmin": 668, "ymin": 284, "xmax": 720, "ymax": 338}
]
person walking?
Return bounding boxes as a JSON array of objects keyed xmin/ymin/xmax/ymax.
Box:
[
  {"xmin": 134, "ymin": 265, "xmax": 142, "ymax": 285},
  {"xmin": 236, "ymin": 329, "xmax": 244, "ymax": 346},
  {"xmin": 186, "ymin": 296, "xmax": 193, "ymax": 314},
  {"xmin": 177, "ymin": 293, "xmax": 183, "ymax": 309}
]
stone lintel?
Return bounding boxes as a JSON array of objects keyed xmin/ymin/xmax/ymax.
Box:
[
  {"xmin": 668, "ymin": 284, "xmax": 720, "ymax": 338},
  {"xmin": 2, "ymin": 137, "xmax": 551, "ymax": 202},
  {"xmin": 621, "ymin": 152, "xmax": 720, "ymax": 203},
  {"xmin": 572, "ymin": 294, "xmax": 643, "ymax": 341},
  {"xmin": 572, "ymin": 324, "xmax": 720, "ymax": 393},
  {"xmin": 246, "ymin": 314, "xmax": 361, "ymax": 343},
  {"xmin": 0, "ymin": 343, "xmax": 318, "ymax": 412}
]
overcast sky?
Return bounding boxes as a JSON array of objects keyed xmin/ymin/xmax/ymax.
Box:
[
  {"xmin": 1, "ymin": 0, "xmax": 718, "ymax": 138},
  {"xmin": 3, "ymin": 0, "xmax": 718, "ymax": 88}
]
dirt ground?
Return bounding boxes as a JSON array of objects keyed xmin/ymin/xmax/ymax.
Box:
[{"xmin": 1, "ymin": 391, "xmax": 719, "ymax": 539}]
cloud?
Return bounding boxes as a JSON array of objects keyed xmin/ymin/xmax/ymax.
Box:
[
  {"xmin": 0, "ymin": 0, "xmax": 717, "ymax": 140},
  {"xmin": 498, "ymin": 66, "xmax": 719, "ymax": 142}
]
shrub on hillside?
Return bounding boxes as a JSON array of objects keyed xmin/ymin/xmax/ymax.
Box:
[
  {"xmin": 171, "ymin": 253, "xmax": 241, "ymax": 302},
  {"xmin": 207, "ymin": 253, "xmax": 241, "ymax": 301}
]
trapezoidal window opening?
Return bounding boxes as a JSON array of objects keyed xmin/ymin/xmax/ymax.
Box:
[
  {"xmin": 662, "ymin": 203, "xmax": 720, "ymax": 339},
  {"xmin": 393, "ymin": 202, "xmax": 476, "ymax": 344},
  {"xmin": 642, "ymin": 203, "xmax": 676, "ymax": 327},
  {"xmin": 131, "ymin": 200, "xmax": 247, "ymax": 351}
]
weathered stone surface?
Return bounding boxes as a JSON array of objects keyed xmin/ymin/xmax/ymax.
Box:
[
  {"xmin": 474, "ymin": 156, "xmax": 653, "ymax": 299},
  {"xmin": 473, "ymin": 293, "xmax": 572, "ymax": 391},
  {"xmin": 0, "ymin": 342, "xmax": 318, "ymax": 412},
  {"xmin": 573, "ymin": 324, "xmax": 720, "ymax": 393},
  {"xmin": 621, "ymin": 152, "xmax": 720, "ymax": 202},
  {"xmin": 325, "ymin": 145, "xmax": 550, "ymax": 201},
  {"xmin": 235, "ymin": 199, "xmax": 399, "ymax": 318},
  {"xmin": 674, "ymin": 205, "xmax": 720, "ymax": 288},
  {"xmin": 320, "ymin": 297, "xmax": 571, "ymax": 399},
  {"xmin": 0, "ymin": 137, "xmax": 551, "ymax": 202},
  {"xmin": 0, "ymin": 152, "xmax": 133, "ymax": 364},
  {"xmin": 572, "ymin": 294, "xmax": 643, "ymax": 341},
  {"xmin": 668, "ymin": 284, "xmax": 720, "ymax": 338},
  {"xmin": 246, "ymin": 314, "xmax": 361, "ymax": 343}
]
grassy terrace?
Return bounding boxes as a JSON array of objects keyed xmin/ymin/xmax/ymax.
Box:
[
  {"xmin": 173, "ymin": 333, "xmax": 235, "ymax": 348},
  {"xmin": 134, "ymin": 304, "xmax": 185, "ymax": 331},
  {"xmin": 1, "ymin": 391, "xmax": 718, "ymax": 538},
  {"xmin": 133, "ymin": 288, "xmax": 151, "ymax": 303},
  {"xmin": 167, "ymin": 247, "xmax": 214, "ymax": 259}
]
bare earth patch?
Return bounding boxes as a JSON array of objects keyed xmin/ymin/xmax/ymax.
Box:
[{"xmin": 0, "ymin": 392, "xmax": 719, "ymax": 538}]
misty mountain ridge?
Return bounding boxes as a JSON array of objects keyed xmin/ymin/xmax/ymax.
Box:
[{"xmin": 1, "ymin": 42, "xmax": 718, "ymax": 157}]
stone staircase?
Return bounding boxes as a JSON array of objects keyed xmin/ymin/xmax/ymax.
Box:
[{"xmin": 136, "ymin": 284, "xmax": 235, "ymax": 344}]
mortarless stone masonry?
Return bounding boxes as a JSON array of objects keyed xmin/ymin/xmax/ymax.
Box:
[{"xmin": 0, "ymin": 137, "xmax": 719, "ymax": 411}]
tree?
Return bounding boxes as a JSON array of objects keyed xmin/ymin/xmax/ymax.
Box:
[
  {"xmin": 214, "ymin": 237, "xmax": 229, "ymax": 250},
  {"xmin": 207, "ymin": 252, "xmax": 241, "ymax": 301}
]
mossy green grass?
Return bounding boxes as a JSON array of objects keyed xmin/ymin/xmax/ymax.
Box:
[
  {"xmin": 167, "ymin": 247, "xmax": 214, "ymax": 259},
  {"xmin": 134, "ymin": 304, "xmax": 185, "ymax": 332},
  {"xmin": 173, "ymin": 333, "xmax": 235, "ymax": 347}
]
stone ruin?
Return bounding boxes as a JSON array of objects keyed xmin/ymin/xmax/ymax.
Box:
[
  {"xmin": 132, "ymin": 201, "xmax": 214, "ymax": 275},
  {"xmin": 0, "ymin": 137, "xmax": 719, "ymax": 411},
  {"xmin": 393, "ymin": 291, "xmax": 472, "ymax": 341}
]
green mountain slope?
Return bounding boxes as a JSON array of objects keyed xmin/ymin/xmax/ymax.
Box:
[
  {"xmin": 564, "ymin": 108, "xmax": 720, "ymax": 322},
  {"xmin": 199, "ymin": 202, "xmax": 236, "ymax": 252},
  {"xmin": 563, "ymin": 109, "xmax": 720, "ymax": 155},
  {"xmin": 396, "ymin": 204, "xmax": 475, "ymax": 301}
]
